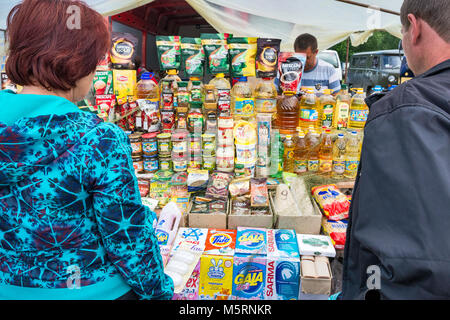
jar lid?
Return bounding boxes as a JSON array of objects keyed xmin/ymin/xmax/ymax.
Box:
[
  {"xmin": 129, "ymin": 133, "xmax": 142, "ymax": 139},
  {"xmin": 143, "ymin": 154, "xmax": 158, "ymax": 159},
  {"xmin": 142, "ymin": 132, "xmax": 158, "ymax": 139},
  {"xmin": 172, "ymin": 131, "xmax": 188, "ymax": 140},
  {"xmin": 202, "ymin": 133, "xmax": 215, "ymax": 139},
  {"xmin": 157, "ymin": 132, "xmax": 172, "ymax": 139},
  {"xmin": 178, "ymin": 81, "xmax": 188, "ymax": 87},
  {"xmin": 154, "ymin": 170, "xmax": 173, "ymax": 180}
]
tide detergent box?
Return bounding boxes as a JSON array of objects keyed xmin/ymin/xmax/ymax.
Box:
[
  {"xmin": 171, "ymin": 228, "xmax": 208, "ymax": 255},
  {"xmin": 203, "ymin": 229, "xmax": 237, "ymax": 256},
  {"xmin": 235, "ymin": 227, "xmax": 267, "ymax": 255},
  {"xmin": 198, "ymin": 255, "xmax": 234, "ymax": 300},
  {"xmin": 232, "ymin": 254, "xmax": 266, "ymax": 300},
  {"xmin": 264, "ymin": 258, "xmax": 300, "ymax": 300},
  {"xmin": 266, "ymin": 229, "xmax": 300, "ymax": 259},
  {"xmin": 172, "ymin": 260, "xmax": 201, "ymax": 300}
]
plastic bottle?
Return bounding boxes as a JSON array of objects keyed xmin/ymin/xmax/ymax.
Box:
[
  {"xmin": 176, "ymin": 81, "xmax": 190, "ymax": 111},
  {"xmin": 283, "ymin": 135, "xmax": 295, "ymax": 173},
  {"xmin": 332, "ymin": 133, "xmax": 346, "ymax": 179},
  {"xmin": 270, "ymin": 129, "xmax": 283, "ymax": 177},
  {"xmin": 318, "ymin": 128, "xmax": 333, "ymax": 175},
  {"xmin": 333, "ymin": 84, "xmax": 351, "ymax": 130},
  {"xmin": 293, "ymin": 128, "xmax": 308, "ymax": 175},
  {"xmin": 344, "ymin": 131, "xmax": 360, "ymax": 179},
  {"xmin": 348, "ymin": 88, "xmax": 369, "ymax": 129},
  {"xmin": 209, "ymin": 73, "xmax": 231, "ymax": 92},
  {"xmin": 299, "ymin": 88, "xmax": 320, "ymax": 131},
  {"xmin": 319, "ymin": 89, "xmax": 336, "ymax": 129},
  {"xmin": 137, "ymin": 72, "xmax": 159, "ymax": 99},
  {"xmin": 155, "ymin": 201, "xmax": 182, "ymax": 266},
  {"xmin": 231, "ymin": 76, "xmax": 255, "ymax": 122},
  {"xmin": 306, "ymin": 128, "xmax": 320, "ymax": 173},
  {"xmin": 276, "ymin": 91, "xmax": 300, "ymax": 135},
  {"xmin": 254, "ymin": 77, "xmax": 278, "ymax": 114},
  {"xmin": 210, "ymin": 73, "xmax": 231, "ymax": 115}
]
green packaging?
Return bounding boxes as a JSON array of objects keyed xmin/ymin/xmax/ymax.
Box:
[
  {"xmin": 201, "ymin": 33, "xmax": 231, "ymax": 75},
  {"xmin": 228, "ymin": 37, "xmax": 257, "ymax": 77},
  {"xmin": 181, "ymin": 37, "xmax": 205, "ymax": 77},
  {"xmin": 156, "ymin": 36, "xmax": 181, "ymax": 71}
]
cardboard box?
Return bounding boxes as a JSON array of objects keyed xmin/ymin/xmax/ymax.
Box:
[
  {"xmin": 266, "ymin": 229, "xmax": 300, "ymax": 260},
  {"xmin": 187, "ymin": 198, "xmax": 228, "ymax": 229},
  {"xmin": 171, "ymin": 227, "xmax": 208, "ymax": 255},
  {"xmin": 235, "ymin": 227, "xmax": 267, "ymax": 255},
  {"xmin": 271, "ymin": 192, "xmax": 322, "ymax": 235},
  {"xmin": 265, "ymin": 258, "xmax": 300, "ymax": 300},
  {"xmin": 300, "ymin": 256, "xmax": 332, "ymax": 295},
  {"xmin": 231, "ymin": 254, "xmax": 266, "ymax": 300},
  {"xmin": 227, "ymin": 196, "xmax": 275, "ymax": 229},
  {"xmin": 203, "ymin": 229, "xmax": 236, "ymax": 256},
  {"xmin": 198, "ymin": 255, "xmax": 234, "ymax": 300},
  {"xmin": 296, "ymin": 234, "xmax": 336, "ymax": 258}
]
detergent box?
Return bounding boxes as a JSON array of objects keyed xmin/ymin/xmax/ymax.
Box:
[
  {"xmin": 264, "ymin": 258, "xmax": 300, "ymax": 300},
  {"xmin": 171, "ymin": 227, "xmax": 208, "ymax": 255},
  {"xmin": 198, "ymin": 254, "xmax": 234, "ymax": 300},
  {"xmin": 296, "ymin": 234, "xmax": 336, "ymax": 257},
  {"xmin": 266, "ymin": 229, "xmax": 300, "ymax": 259},
  {"xmin": 203, "ymin": 229, "xmax": 237, "ymax": 256},
  {"xmin": 172, "ymin": 260, "xmax": 201, "ymax": 300},
  {"xmin": 231, "ymin": 254, "xmax": 266, "ymax": 300},
  {"xmin": 235, "ymin": 227, "xmax": 267, "ymax": 255}
]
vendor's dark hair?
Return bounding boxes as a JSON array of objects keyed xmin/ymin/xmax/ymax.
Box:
[
  {"xmin": 294, "ymin": 33, "xmax": 318, "ymax": 52},
  {"xmin": 6, "ymin": 0, "xmax": 110, "ymax": 91},
  {"xmin": 401, "ymin": 0, "xmax": 450, "ymax": 42}
]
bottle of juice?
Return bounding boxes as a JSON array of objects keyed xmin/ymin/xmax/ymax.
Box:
[
  {"xmin": 293, "ymin": 128, "xmax": 308, "ymax": 175},
  {"xmin": 344, "ymin": 131, "xmax": 360, "ymax": 179},
  {"xmin": 348, "ymin": 88, "xmax": 369, "ymax": 129},
  {"xmin": 299, "ymin": 88, "xmax": 320, "ymax": 131},
  {"xmin": 276, "ymin": 91, "xmax": 299, "ymax": 135},
  {"xmin": 306, "ymin": 128, "xmax": 320, "ymax": 173},
  {"xmin": 319, "ymin": 89, "xmax": 336, "ymax": 129},
  {"xmin": 231, "ymin": 76, "xmax": 255, "ymax": 122},
  {"xmin": 283, "ymin": 135, "xmax": 295, "ymax": 173},
  {"xmin": 333, "ymin": 84, "xmax": 351, "ymax": 130},
  {"xmin": 254, "ymin": 77, "xmax": 278, "ymax": 114},
  {"xmin": 332, "ymin": 133, "xmax": 346, "ymax": 179},
  {"xmin": 319, "ymin": 128, "xmax": 333, "ymax": 175}
]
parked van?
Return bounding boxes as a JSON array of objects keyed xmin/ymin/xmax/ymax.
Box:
[
  {"xmin": 317, "ymin": 50, "xmax": 342, "ymax": 81},
  {"xmin": 347, "ymin": 50, "xmax": 403, "ymax": 92}
]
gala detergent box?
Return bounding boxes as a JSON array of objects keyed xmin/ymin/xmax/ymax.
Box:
[
  {"xmin": 235, "ymin": 227, "xmax": 267, "ymax": 255},
  {"xmin": 264, "ymin": 258, "xmax": 300, "ymax": 300},
  {"xmin": 203, "ymin": 229, "xmax": 236, "ymax": 256},
  {"xmin": 231, "ymin": 254, "xmax": 266, "ymax": 300},
  {"xmin": 198, "ymin": 254, "xmax": 234, "ymax": 300},
  {"xmin": 266, "ymin": 229, "xmax": 300, "ymax": 259}
]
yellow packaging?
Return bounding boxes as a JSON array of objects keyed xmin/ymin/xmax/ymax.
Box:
[
  {"xmin": 198, "ymin": 254, "xmax": 234, "ymax": 300},
  {"xmin": 113, "ymin": 70, "xmax": 136, "ymax": 105}
]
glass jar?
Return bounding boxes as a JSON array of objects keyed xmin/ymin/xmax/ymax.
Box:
[
  {"xmin": 202, "ymin": 133, "xmax": 216, "ymax": 157},
  {"xmin": 129, "ymin": 133, "xmax": 143, "ymax": 156},
  {"xmin": 176, "ymin": 81, "xmax": 190, "ymax": 112},
  {"xmin": 216, "ymin": 145, "xmax": 234, "ymax": 172},
  {"xmin": 143, "ymin": 155, "xmax": 159, "ymax": 173},
  {"xmin": 157, "ymin": 132, "xmax": 172, "ymax": 156},
  {"xmin": 202, "ymin": 156, "xmax": 216, "ymax": 171},
  {"xmin": 142, "ymin": 132, "xmax": 158, "ymax": 156},
  {"xmin": 159, "ymin": 155, "xmax": 173, "ymax": 172},
  {"xmin": 132, "ymin": 155, "xmax": 143, "ymax": 173},
  {"xmin": 189, "ymin": 80, "xmax": 203, "ymax": 103}
]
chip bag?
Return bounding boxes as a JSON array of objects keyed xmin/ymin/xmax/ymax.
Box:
[
  {"xmin": 181, "ymin": 37, "xmax": 205, "ymax": 77},
  {"xmin": 201, "ymin": 33, "xmax": 231, "ymax": 75},
  {"xmin": 228, "ymin": 37, "xmax": 257, "ymax": 77},
  {"xmin": 312, "ymin": 184, "xmax": 350, "ymax": 221},
  {"xmin": 156, "ymin": 36, "xmax": 181, "ymax": 71}
]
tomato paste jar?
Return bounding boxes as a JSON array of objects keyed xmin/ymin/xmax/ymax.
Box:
[{"xmin": 142, "ymin": 132, "xmax": 158, "ymax": 156}]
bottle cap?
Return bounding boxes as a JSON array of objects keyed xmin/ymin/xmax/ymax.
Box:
[
  {"xmin": 338, "ymin": 133, "xmax": 344, "ymax": 138},
  {"xmin": 167, "ymin": 69, "xmax": 178, "ymax": 75},
  {"xmin": 141, "ymin": 72, "xmax": 152, "ymax": 80},
  {"xmin": 216, "ymin": 73, "xmax": 225, "ymax": 78},
  {"xmin": 238, "ymin": 76, "xmax": 248, "ymax": 82}
]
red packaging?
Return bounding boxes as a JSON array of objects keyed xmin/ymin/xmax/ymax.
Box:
[
  {"xmin": 95, "ymin": 94, "xmax": 116, "ymax": 120},
  {"xmin": 277, "ymin": 52, "xmax": 307, "ymax": 93},
  {"xmin": 204, "ymin": 229, "xmax": 237, "ymax": 256},
  {"xmin": 161, "ymin": 110, "xmax": 175, "ymax": 133},
  {"xmin": 312, "ymin": 184, "xmax": 350, "ymax": 221}
]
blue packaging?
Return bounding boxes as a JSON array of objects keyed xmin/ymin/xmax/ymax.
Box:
[
  {"xmin": 235, "ymin": 227, "xmax": 267, "ymax": 255},
  {"xmin": 232, "ymin": 254, "xmax": 266, "ymax": 300},
  {"xmin": 265, "ymin": 258, "xmax": 300, "ymax": 300},
  {"xmin": 266, "ymin": 229, "xmax": 300, "ymax": 259}
]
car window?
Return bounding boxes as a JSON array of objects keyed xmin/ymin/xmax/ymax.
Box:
[
  {"xmin": 351, "ymin": 57, "xmax": 359, "ymax": 68},
  {"xmin": 382, "ymin": 55, "xmax": 401, "ymax": 69},
  {"xmin": 358, "ymin": 56, "xmax": 368, "ymax": 67},
  {"xmin": 372, "ymin": 56, "xmax": 380, "ymax": 69},
  {"xmin": 317, "ymin": 52, "xmax": 339, "ymax": 68}
]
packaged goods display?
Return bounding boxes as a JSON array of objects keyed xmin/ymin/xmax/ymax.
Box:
[{"xmin": 88, "ymin": 31, "xmax": 371, "ymax": 301}]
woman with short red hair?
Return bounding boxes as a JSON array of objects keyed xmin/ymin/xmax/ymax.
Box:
[{"xmin": 0, "ymin": 0, "xmax": 173, "ymax": 300}]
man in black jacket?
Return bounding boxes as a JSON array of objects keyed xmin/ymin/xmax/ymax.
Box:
[{"xmin": 341, "ymin": 0, "xmax": 450, "ymax": 300}]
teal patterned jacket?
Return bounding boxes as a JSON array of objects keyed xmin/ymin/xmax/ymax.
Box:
[{"xmin": 0, "ymin": 90, "xmax": 173, "ymax": 299}]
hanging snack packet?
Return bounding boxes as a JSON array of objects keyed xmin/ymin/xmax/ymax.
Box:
[
  {"xmin": 312, "ymin": 184, "xmax": 350, "ymax": 221},
  {"xmin": 156, "ymin": 36, "xmax": 181, "ymax": 71},
  {"xmin": 228, "ymin": 37, "xmax": 257, "ymax": 77},
  {"xmin": 256, "ymin": 38, "xmax": 281, "ymax": 78},
  {"xmin": 250, "ymin": 178, "xmax": 269, "ymax": 207},
  {"xmin": 181, "ymin": 37, "xmax": 205, "ymax": 77},
  {"xmin": 205, "ymin": 171, "xmax": 234, "ymax": 200},
  {"xmin": 277, "ymin": 52, "xmax": 307, "ymax": 93},
  {"xmin": 110, "ymin": 33, "xmax": 137, "ymax": 69},
  {"xmin": 201, "ymin": 33, "xmax": 231, "ymax": 75}
]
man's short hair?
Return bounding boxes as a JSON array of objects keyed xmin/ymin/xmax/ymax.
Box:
[
  {"xmin": 400, "ymin": 0, "xmax": 450, "ymax": 43},
  {"xmin": 294, "ymin": 33, "xmax": 318, "ymax": 52}
]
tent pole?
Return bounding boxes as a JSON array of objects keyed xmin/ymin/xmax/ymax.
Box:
[
  {"xmin": 335, "ymin": 0, "xmax": 400, "ymax": 16},
  {"xmin": 344, "ymin": 37, "xmax": 350, "ymax": 84}
]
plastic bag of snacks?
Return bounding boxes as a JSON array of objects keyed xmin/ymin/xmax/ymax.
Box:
[
  {"xmin": 311, "ymin": 184, "xmax": 350, "ymax": 221},
  {"xmin": 156, "ymin": 36, "xmax": 181, "ymax": 71},
  {"xmin": 201, "ymin": 33, "xmax": 231, "ymax": 75},
  {"xmin": 228, "ymin": 37, "xmax": 257, "ymax": 78},
  {"xmin": 181, "ymin": 37, "xmax": 205, "ymax": 77}
]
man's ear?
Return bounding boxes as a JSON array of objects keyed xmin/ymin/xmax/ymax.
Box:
[{"xmin": 407, "ymin": 13, "xmax": 422, "ymax": 46}]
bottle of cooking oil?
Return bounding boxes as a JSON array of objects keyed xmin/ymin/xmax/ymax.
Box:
[
  {"xmin": 294, "ymin": 128, "xmax": 308, "ymax": 175},
  {"xmin": 276, "ymin": 91, "xmax": 300, "ymax": 135},
  {"xmin": 160, "ymin": 69, "xmax": 181, "ymax": 109},
  {"xmin": 209, "ymin": 73, "xmax": 231, "ymax": 115},
  {"xmin": 231, "ymin": 76, "xmax": 255, "ymax": 123},
  {"xmin": 333, "ymin": 84, "xmax": 351, "ymax": 130},
  {"xmin": 318, "ymin": 128, "xmax": 333, "ymax": 175},
  {"xmin": 319, "ymin": 89, "xmax": 336, "ymax": 129},
  {"xmin": 254, "ymin": 77, "xmax": 278, "ymax": 114},
  {"xmin": 299, "ymin": 88, "xmax": 320, "ymax": 131},
  {"xmin": 344, "ymin": 131, "xmax": 360, "ymax": 179},
  {"xmin": 348, "ymin": 88, "xmax": 369, "ymax": 129},
  {"xmin": 306, "ymin": 128, "xmax": 320, "ymax": 173},
  {"xmin": 283, "ymin": 135, "xmax": 295, "ymax": 173},
  {"xmin": 137, "ymin": 72, "xmax": 159, "ymax": 100},
  {"xmin": 332, "ymin": 133, "xmax": 346, "ymax": 179}
]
